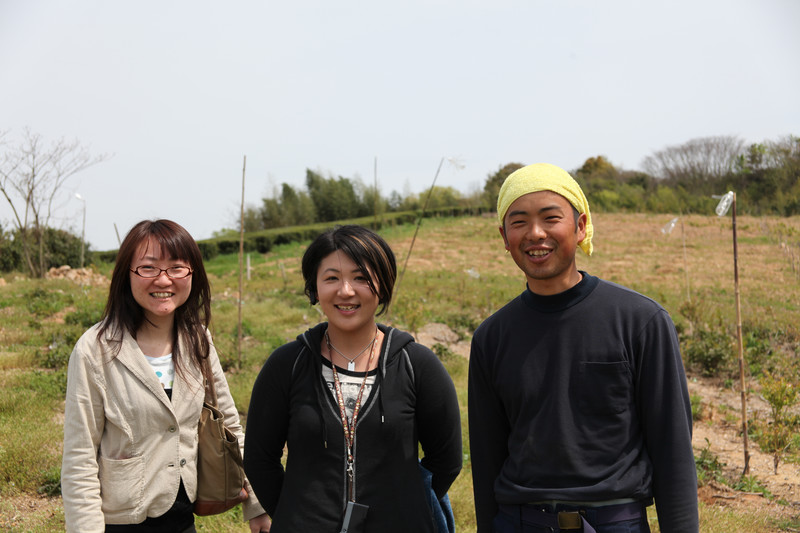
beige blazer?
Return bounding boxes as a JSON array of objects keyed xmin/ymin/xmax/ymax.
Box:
[{"xmin": 61, "ymin": 323, "xmax": 264, "ymax": 532}]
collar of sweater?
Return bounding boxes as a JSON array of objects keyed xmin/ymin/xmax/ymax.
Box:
[{"xmin": 521, "ymin": 271, "xmax": 599, "ymax": 313}]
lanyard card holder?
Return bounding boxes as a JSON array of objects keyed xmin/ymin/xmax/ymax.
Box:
[{"xmin": 338, "ymin": 501, "xmax": 369, "ymax": 533}]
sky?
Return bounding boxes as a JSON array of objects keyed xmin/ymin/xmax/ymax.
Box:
[{"xmin": 1, "ymin": 0, "xmax": 798, "ymax": 252}]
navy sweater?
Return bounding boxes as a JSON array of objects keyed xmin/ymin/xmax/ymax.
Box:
[
  {"xmin": 468, "ymin": 273, "xmax": 698, "ymax": 533},
  {"xmin": 245, "ymin": 323, "xmax": 462, "ymax": 533}
]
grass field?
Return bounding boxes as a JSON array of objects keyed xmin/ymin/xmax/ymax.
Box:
[{"xmin": 1, "ymin": 212, "xmax": 799, "ymax": 532}]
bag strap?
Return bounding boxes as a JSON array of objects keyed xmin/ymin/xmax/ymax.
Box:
[{"xmin": 202, "ymin": 356, "xmax": 219, "ymax": 408}]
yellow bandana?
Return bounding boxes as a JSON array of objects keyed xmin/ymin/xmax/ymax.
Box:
[{"xmin": 497, "ymin": 163, "xmax": 594, "ymax": 256}]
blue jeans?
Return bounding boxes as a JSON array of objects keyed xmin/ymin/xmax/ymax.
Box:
[{"xmin": 492, "ymin": 504, "xmax": 651, "ymax": 533}]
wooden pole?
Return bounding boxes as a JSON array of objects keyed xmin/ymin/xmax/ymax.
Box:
[
  {"xmin": 393, "ymin": 157, "xmax": 445, "ymax": 312},
  {"xmin": 681, "ymin": 218, "xmax": 690, "ymax": 302},
  {"xmin": 732, "ymin": 192, "xmax": 750, "ymax": 475},
  {"xmin": 237, "ymin": 155, "xmax": 246, "ymax": 370},
  {"xmin": 373, "ymin": 156, "xmax": 378, "ymax": 229}
]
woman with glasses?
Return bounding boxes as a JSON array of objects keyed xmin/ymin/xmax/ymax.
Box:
[{"xmin": 61, "ymin": 219, "xmax": 271, "ymax": 533}]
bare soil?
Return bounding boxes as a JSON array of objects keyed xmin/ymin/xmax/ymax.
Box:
[{"xmin": 690, "ymin": 376, "xmax": 800, "ymax": 520}]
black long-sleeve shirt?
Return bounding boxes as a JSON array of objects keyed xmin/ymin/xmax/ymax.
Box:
[
  {"xmin": 468, "ymin": 273, "xmax": 698, "ymax": 533},
  {"xmin": 245, "ymin": 323, "xmax": 462, "ymax": 533}
]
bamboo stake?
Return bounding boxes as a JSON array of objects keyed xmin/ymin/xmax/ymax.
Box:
[
  {"xmin": 681, "ymin": 218, "xmax": 690, "ymax": 302},
  {"xmin": 237, "ymin": 155, "xmax": 246, "ymax": 370},
  {"xmin": 392, "ymin": 156, "xmax": 445, "ymax": 311},
  {"xmin": 731, "ymin": 192, "xmax": 750, "ymax": 475}
]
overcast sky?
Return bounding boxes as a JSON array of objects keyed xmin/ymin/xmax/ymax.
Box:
[{"xmin": 1, "ymin": 0, "xmax": 798, "ymax": 251}]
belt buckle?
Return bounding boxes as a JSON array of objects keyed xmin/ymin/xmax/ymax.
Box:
[{"xmin": 557, "ymin": 511, "xmax": 583, "ymax": 530}]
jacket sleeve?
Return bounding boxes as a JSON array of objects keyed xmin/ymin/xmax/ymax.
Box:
[
  {"xmin": 468, "ymin": 334, "xmax": 510, "ymax": 533},
  {"xmin": 61, "ymin": 335, "xmax": 107, "ymax": 533},
  {"xmin": 412, "ymin": 345, "xmax": 463, "ymax": 500},
  {"xmin": 636, "ymin": 310, "xmax": 699, "ymax": 533},
  {"xmin": 243, "ymin": 346, "xmax": 293, "ymax": 517},
  {"xmin": 207, "ymin": 341, "xmax": 266, "ymax": 521}
]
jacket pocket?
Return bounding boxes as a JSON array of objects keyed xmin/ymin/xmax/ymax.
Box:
[
  {"xmin": 577, "ymin": 361, "xmax": 631, "ymax": 415},
  {"xmin": 98, "ymin": 454, "xmax": 145, "ymax": 514}
]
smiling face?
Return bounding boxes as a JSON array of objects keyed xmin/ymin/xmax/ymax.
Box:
[
  {"xmin": 129, "ymin": 237, "xmax": 193, "ymax": 325},
  {"xmin": 316, "ymin": 250, "xmax": 380, "ymax": 336},
  {"xmin": 500, "ymin": 190, "xmax": 587, "ymax": 295}
]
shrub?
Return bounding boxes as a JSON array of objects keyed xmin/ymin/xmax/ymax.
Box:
[
  {"xmin": 253, "ymin": 235, "xmax": 273, "ymax": 253},
  {"xmin": 431, "ymin": 343, "xmax": 459, "ymax": 363},
  {"xmin": 691, "ymin": 393, "xmax": 704, "ymax": 421},
  {"xmin": 197, "ymin": 240, "xmax": 218, "ymax": 261},
  {"xmin": 216, "ymin": 239, "xmax": 240, "ymax": 255},
  {"xmin": 683, "ymin": 329, "xmax": 735, "ymax": 377},
  {"xmin": 26, "ymin": 287, "xmax": 73, "ymax": 317},
  {"xmin": 695, "ymin": 438, "xmax": 725, "ymax": 486},
  {"xmin": 38, "ymin": 466, "xmax": 61, "ymax": 497},
  {"xmin": 0, "ymin": 227, "xmax": 89, "ymax": 273},
  {"xmin": 96, "ymin": 250, "xmax": 118, "ymax": 263},
  {"xmin": 753, "ymin": 372, "xmax": 799, "ymax": 473},
  {"xmin": 65, "ymin": 305, "xmax": 104, "ymax": 329},
  {"xmin": 274, "ymin": 230, "xmax": 303, "ymax": 245},
  {"xmin": 732, "ymin": 475, "xmax": 771, "ymax": 498},
  {"xmin": 679, "ymin": 299, "xmax": 735, "ymax": 377}
]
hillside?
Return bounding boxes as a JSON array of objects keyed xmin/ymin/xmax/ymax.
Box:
[{"xmin": 2, "ymin": 212, "xmax": 800, "ymax": 532}]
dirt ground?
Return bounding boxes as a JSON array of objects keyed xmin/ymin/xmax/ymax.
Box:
[{"xmin": 690, "ymin": 376, "xmax": 800, "ymax": 522}]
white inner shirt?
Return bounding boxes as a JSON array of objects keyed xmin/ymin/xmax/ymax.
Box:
[
  {"xmin": 145, "ymin": 353, "xmax": 175, "ymax": 390},
  {"xmin": 321, "ymin": 360, "xmax": 377, "ymax": 421}
]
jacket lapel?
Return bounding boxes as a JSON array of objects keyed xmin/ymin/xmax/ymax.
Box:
[
  {"xmin": 171, "ymin": 333, "xmax": 205, "ymax": 413},
  {"xmin": 115, "ymin": 331, "xmax": 174, "ymax": 412}
]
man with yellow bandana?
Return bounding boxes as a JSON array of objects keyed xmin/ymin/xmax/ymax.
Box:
[{"xmin": 468, "ymin": 163, "xmax": 698, "ymax": 533}]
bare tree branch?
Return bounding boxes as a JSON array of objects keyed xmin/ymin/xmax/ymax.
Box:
[
  {"xmin": 0, "ymin": 128, "xmax": 111, "ymax": 277},
  {"xmin": 642, "ymin": 135, "xmax": 746, "ymax": 184}
]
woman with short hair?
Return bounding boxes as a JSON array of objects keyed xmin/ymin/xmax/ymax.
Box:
[{"xmin": 244, "ymin": 225, "xmax": 462, "ymax": 533}]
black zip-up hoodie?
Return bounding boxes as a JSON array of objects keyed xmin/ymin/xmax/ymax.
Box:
[{"xmin": 244, "ymin": 323, "xmax": 462, "ymax": 533}]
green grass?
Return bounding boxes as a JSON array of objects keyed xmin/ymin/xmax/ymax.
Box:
[
  {"xmin": 2, "ymin": 213, "xmax": 800, "ymax": 531},
  {"xmin": 0, "ymin": 370, "xmax": 66, "ymax": 495}
]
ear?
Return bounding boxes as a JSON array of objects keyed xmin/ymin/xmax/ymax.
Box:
[
  {"xmin": 498, "ymin": 225, "xmax": 510, "ymax": 251},
  {"xmin": 575, "ymin": 213, "xmax": 587, "ymax": 244}
]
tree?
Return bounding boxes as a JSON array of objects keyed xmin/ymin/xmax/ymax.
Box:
[
  {"xmin": 240, "ymin": 204, "xmax": 263, "ymax": 232},
  {"xmin": 576, "ymin": 155, "xmax": 616, "ymax": 179},
  {"xmin": 732, "ymin": 136, "xmax": 800, "ymax": 215},
  {"xmin": 484, "ymin": 162, "xmax": 524, "ymax": 210},
  {"xmin": 280, "ymin": 183, "xmax": 316, "ymax": 226},
  {"xmin": 259, "ymin": 183, "xmax": 317, "ymax": 229},
  {"xmin": 421, "ymin": 186, "xmax": 463, "ymax": 210},
  {"xmin": 387, "ymin": 190, "xmax": 405, "ymax": 211},
  {"xmin": 642, "ymin": 135, "xmax": 746, "ymax": 187},
  {"xmin": 305, "ymin": 170, "xmax": 363, "ymax": 222},
  {"xmin": 0, "ymin": 129, "xmax": 109, "ymax": 277}
]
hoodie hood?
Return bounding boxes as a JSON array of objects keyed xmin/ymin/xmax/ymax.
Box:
[{"xmin": 297, "ymin": 322, "xmax": 414, "ymax": 368}]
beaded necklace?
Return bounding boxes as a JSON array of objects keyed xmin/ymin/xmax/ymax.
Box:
[{"xmin": 327, "ymin": 333, "xmax": 378, "ymax": 501}]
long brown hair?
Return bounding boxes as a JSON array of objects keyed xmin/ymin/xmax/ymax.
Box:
[{"xmin": 97, "ymin": 219, "xmax": 212, "ymax": 383}]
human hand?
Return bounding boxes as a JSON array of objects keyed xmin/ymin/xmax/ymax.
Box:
[{"xmin": 248, "ymin": 512, "xmax": 272, "ymax": 533}]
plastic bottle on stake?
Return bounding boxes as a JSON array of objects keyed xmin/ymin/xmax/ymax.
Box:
[{"xmin": 715, "ymin": 191, "xmax": 734, "ymax": 216}]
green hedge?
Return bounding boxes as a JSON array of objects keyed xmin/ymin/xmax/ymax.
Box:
[{"xmin": 61, "ymin": 207, "xmax": 491, "ymax": 265}]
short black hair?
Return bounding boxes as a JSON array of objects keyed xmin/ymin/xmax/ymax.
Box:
[{"xmin": 301, "ymin": 225, "xmax": 397, "ymax": 316}]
